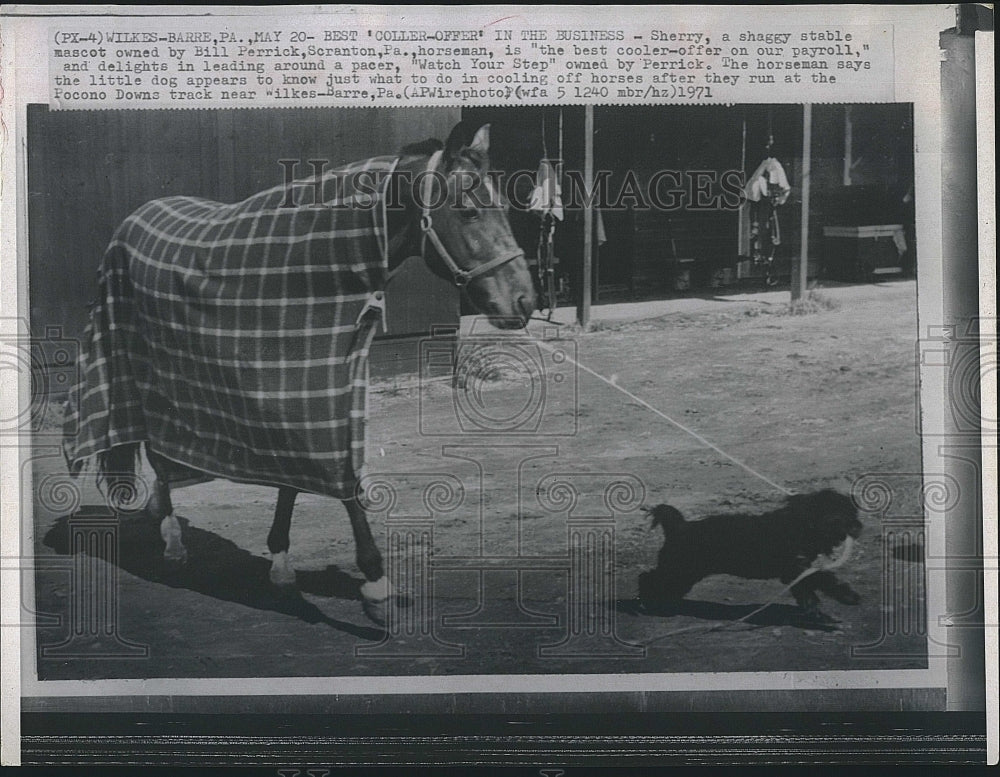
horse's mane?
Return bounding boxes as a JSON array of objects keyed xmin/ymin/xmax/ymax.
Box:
[{"xmin": 399, "ymin": 138, "xmax": 444, "ymax": 157}]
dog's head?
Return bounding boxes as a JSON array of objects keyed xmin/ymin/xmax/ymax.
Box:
[
  {"xmin": 642, "ymin": 504, "xmax": 687, "ymax": 534},
  {"xmin": 788, "ymin": 489, "xmax": 863, "ymax": 539}
]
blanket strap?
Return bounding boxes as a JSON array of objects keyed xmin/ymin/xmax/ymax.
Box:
[{"xmin": 357, "ymin": 158, "xmax": 400, "ymax": 333}]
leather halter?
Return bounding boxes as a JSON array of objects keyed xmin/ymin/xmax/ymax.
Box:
[{"xmin": 419, "ymin": 150, "xmax": 524, "ymax": 287}]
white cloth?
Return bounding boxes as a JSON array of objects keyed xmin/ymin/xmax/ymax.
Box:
[
  {"xmin": 528, "ymin": 159, "xmax": 564, "ymax": 221},
  {"xmin": 892, "ymin": 227, "xmax": 908, "ymax": 256},
  {"xmin": 744, "ymin": 157, "xmax": 791, "ymax": 205}
]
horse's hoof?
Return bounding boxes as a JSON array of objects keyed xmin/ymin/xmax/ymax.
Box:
[
  {"xmin": 269, "ymin": 566, "xmax": 297, "ymax": 588},
  {"xmin": 163, "ymin": 546, "xmax": 188, "ymax": 566},
  {"xmin": 361, "ymin": 596, "xmax": 389, "ymax": 627}
]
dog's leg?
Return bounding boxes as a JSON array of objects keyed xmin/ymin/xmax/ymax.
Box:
[
  {"xmin": 790, "ymin": 576, "xmax": 836, "ymax": 622},
  {"xmin": 638, "ymin": 569, "xmax": 696, "ymax": 611},
  {"xmin": 811, "ymin": 571, "xmax": 861, "ymax": 605},
  {"xmin": 791, "ymin": 581, "xmax": 820, "ymax": 612}
]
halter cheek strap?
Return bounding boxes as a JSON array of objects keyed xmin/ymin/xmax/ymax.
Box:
[{"xmin": 419, "ymin": 150, "xmax": 524, "ymax": 287}]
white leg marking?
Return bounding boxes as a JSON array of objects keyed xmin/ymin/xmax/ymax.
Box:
[
  {"xmin": 269, "ymin": 551, "xmax": 296, "ymax": 587},
  {"xmin": 160, "ymin": 514, "xmax": 187, "ymax": 564},
  {"xmin": 360, "ymin": 576, "xmax": 392, "ymax": 602}
]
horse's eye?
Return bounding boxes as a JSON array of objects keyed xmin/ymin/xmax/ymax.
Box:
[{"xmin": 458, "ymin": 206, "xmax": 479, "ymax": 221}]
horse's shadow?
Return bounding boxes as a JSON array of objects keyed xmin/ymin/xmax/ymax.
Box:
[
  {"xmin": 617, "ymin": 597, "xmax": 841, "ymax": 632},
  {"xmin": 42, "ymin": 511, "xmax": 384, "ymax": 641}
]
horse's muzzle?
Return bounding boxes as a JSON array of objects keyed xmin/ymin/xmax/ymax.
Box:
[
  {"xmin": 516, "ymin": 294, "xmax": 537, "ymax": 325},
  {"xmin": 489, "ymin": 294, "xmax": 536, "ymax": 329}
]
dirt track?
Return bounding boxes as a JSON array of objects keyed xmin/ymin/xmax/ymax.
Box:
[{"xmin": 33, "ymin": 279, "xmax": 927, "ymax": 679}]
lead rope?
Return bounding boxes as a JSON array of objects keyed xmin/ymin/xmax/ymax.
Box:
[
  {"xmin": 527, "ymin": 332, "xmax": 794, "ymax": 496},
  {"xmin": 638, "ymin": 536, "xmax": 856, "ymax": 645}
]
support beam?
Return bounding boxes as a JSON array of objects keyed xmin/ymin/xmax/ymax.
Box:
[
  {"xmin": 738, "ymin": 114, "xmax": 748, "ymax": 257},
  {"xmin": 843, "ymin": 105, "xmax": 853, "ymax": 186},
  {"xmin": 577, "ymin": 104, "xmax": 594, "ymax": 328},
  {"xmin": 793, "ymin": 103, "xmax": 812, "ymax": 302}
]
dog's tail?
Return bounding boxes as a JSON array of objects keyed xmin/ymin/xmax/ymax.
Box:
[{"xmin": 646, "ymin": 504, "xmax": 686, "ymax": 534}]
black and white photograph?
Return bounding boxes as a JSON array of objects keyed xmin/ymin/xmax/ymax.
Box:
[
  {"xmin": 0, "ymin": 3, "xmax": 993, "ymax": 768},
  {"xmin": 26, "ymin": 102, "xmax": 928, "ymax": 680}
]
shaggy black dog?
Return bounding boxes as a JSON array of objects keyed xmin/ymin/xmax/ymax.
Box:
[{"xmin": 638, "ymin": 489, "xmax": 863, "ymax": 622}]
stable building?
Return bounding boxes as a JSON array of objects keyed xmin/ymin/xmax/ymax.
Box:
[{"xmin": 463, "ymin": 103, "xmax": 915, "ymax": 308}]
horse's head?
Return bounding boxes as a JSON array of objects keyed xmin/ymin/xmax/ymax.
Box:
[{"xmin": 416, "ymin": 124, "xmax": 537, "ymax": 329}]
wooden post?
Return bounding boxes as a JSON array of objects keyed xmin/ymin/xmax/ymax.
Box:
[
  {"xmin": 738, "ymin": 114, "xmax": 748, "ymax": 257},
  {"xmin": 793, "ymin": 103, "xmax": 812, "ymax": 302},
  {"xmin": 577, "ymin": 105, "xmax": 594, "ymax": 328},
  {"xmin": 842, "ymin": 105, "xmax": 853, "ymax": 186}
]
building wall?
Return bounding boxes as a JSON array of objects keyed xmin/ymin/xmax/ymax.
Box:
[{"xmin": 461, "ymin": 104, "xmax": 913, "ymax": 304}]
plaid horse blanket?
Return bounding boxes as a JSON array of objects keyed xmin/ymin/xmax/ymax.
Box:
[{"xmin": 64, "ymin": 156, "xmax": 401, "ymax": 499}]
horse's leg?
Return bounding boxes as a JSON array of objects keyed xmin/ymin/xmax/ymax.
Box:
[
  {"xmin": 343, "ymin": 497, "xmax": 392, "ymax": 624},
  {"xmin": 146, "ymin": 450, "xmax": 187, "ymax": 565},
  {"xmin": 267, "ymin": 487, "xmax": 298, "ymax": 587}
]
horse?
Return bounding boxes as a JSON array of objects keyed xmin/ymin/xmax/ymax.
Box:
[{"xmin": 63, "ymin": 123, "xmax": 537, "ymax": 626}]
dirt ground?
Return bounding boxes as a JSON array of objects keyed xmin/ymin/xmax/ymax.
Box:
[{"xmin": 32, "ymin": 279, "xmax": 928, "ymax": 680}]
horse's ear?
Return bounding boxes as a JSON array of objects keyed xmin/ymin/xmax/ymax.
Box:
[
  {"xmin": 444, "ymin": 122, "xmax": 470, "ymax": 160},
  {"xmin": 468, "ymin": 124, "xmax": 491, "ymax": 157},
  {"xmin": 444, "ymin": 122, "xmax": 490, "ymax": 168}
]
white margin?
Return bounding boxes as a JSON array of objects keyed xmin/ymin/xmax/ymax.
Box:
[{"xmin": 974, "ymin": 28, "xmax": 997, "ymax": 768}]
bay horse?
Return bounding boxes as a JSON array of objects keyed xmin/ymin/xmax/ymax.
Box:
[{"xmin": 65, "ymin": 123, "xmax": 537, "ymax": 626}]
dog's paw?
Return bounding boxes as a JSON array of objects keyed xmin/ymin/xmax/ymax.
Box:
[
  {"xmin": 820, "ymin": 580, "xmax": 861, "ymax": 604},
  {"xmin": 827, "ymin": 584, "xmax": 862, "ymax": 605},
  {"xmin": 837, "ymin": 589, "xmax": 861, "ymax": 605},
  {"xmin": 800, "ymin": 607, "xmax": 839, "ymax": 627}
]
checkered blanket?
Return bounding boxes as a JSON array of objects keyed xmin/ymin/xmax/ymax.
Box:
[{"xmin": 64, "ymin": 156, "xmax": 400, "ymax": 499}]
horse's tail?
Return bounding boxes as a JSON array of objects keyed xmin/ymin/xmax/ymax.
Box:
[{"xmin": 97, "ymin": 442, "xmax": 143, "ymax": 512}]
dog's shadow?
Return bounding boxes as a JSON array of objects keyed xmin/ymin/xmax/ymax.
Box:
[
  {"xmin": 618, "ymin": 597, "xmax": 841, "ymax": 632},
  {"xmin": 42, "ymin": 512, "xmax": 384, "ymax": 641}
]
